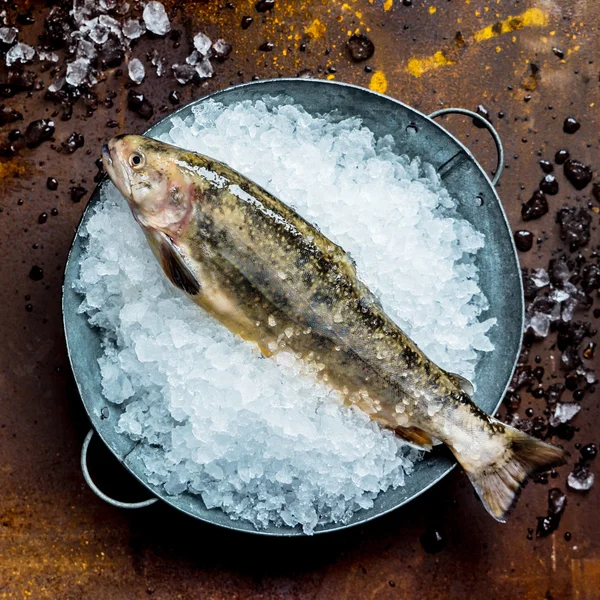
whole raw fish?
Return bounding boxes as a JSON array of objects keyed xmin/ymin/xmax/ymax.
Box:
[{"xmin": 102, "ymin": 134, "xmax": 565, "ymax": 521}]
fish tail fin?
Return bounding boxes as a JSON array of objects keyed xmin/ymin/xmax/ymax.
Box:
[{"xmin": 457, "ymin": 419, "xmax": 566, "ymax": 523}]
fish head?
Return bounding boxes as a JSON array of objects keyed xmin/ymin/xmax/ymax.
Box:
[{"xmin": 102, "ymin": 134, "xmax": 193, "ymax": 235}]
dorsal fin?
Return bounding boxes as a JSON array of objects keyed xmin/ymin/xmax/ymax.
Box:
[
  {"xmin": 447, "ymin": 372, "xmax": 475, "ymax": 396},
  {"xmin": 156, "ymin": 232, "xmax": 201, "ymax": 296}
]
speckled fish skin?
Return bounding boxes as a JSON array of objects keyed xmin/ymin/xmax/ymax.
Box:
[{"xmin": 103, "ymin": 134, "xmax": 566, "ymax": 523}]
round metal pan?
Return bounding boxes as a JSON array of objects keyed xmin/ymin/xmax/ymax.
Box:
[{"xmin": 63, "ymin": 78, "xmax": 523, "ymax": 536}]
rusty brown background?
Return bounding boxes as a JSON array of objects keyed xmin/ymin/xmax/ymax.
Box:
[{"xmin": 1, "ymin": 0, "xmax": 599, "ymax": 598}]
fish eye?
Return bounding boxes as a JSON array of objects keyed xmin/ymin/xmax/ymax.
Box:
[{"xmin": 129, "ymin": 152, "xmax": 145, "ymax": 168}]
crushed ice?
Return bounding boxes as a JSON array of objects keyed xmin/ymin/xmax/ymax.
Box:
[
  {"xmin": 11, "ymin": 0, "xmax": 232, "ymax": 91},
  {"xmin": 142, "ymin": 1, "xmax": 170, "ymax": 36},
  {"xmin": 549, "ymin": 402, "xmax": 580, "ymax": 427},
  {"xmin": 5, "ymin": 42, "xmax": 35, "ymax": 66},
  {"xmin": 76, "ymin": 100, "xmax": 495, "ymax": 533},
  {"xmin": 128, "ymin": 57, "xmax": 145, "ymax": 84},
  {"xmin": 193, "ymin": 32, "xmax": 212, "ymax": 55}
]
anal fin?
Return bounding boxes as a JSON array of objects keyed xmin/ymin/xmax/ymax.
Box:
[{"xmin": 394, "ymin": 425, "xmax": 433, "ymax": 451}]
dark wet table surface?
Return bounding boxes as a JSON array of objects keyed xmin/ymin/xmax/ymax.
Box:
[{"xmin": 1, "ymin": 1, "xmax": 599, "ymax": 598}]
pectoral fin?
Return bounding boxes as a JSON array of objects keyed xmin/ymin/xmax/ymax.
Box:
[
  {"xmin": 156, "ymin": 232, "xmax": 201, "ymax": 296},
  {"xmin": 447, "ymin": 372, "xmax": 474, "ymax": 396}
]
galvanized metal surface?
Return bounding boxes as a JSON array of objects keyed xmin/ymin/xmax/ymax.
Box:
[
  {"xmin": 63, "ymin": 78, "xmax": 519, "ymax": 534},
  {"xmin": 1, "ymin": 0, "xmax": 599, "ymax": 598}
]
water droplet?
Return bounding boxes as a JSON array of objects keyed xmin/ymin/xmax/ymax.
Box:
[
  {"xmin": 29, "ymin": 265, "xmax": 44, "ymax": 281},
  {"xmin": 563, "ymin": 117, "xmax": 580, "ymax": 134}
]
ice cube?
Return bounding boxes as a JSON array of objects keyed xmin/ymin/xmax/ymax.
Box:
[
  {"xmin": 128, "ymin": 57, "xmax": 145, "ymax": 84},
  {"xmin": 72, "ymin": 0, "xmax": 97, "ymax": 25},
  {"xmin": 172, "ymin": 63, "xmax": 195, "ymax": 84},
  {"xmin": 185, "ymin": 50, "xmax": 200, "ymax": 65},
  {"xmin": 195, "ymin": 57, "xmax": 214, "ymax": 79},
  {"xmin": 38, "ymin": 50, "xmax": 59, "ymax": 62},
  {"xmin": 86, "ymin": 17, "xmax": 109, "ymax": 44},
  {"xmin": 237, "ymin": 377, "xmax": 260, "ymax": 405},
  {"xmin": 531, "ymin": 268, "xmax": 549, "ymax": 288},
  {"xmin": 99, "ymin": 14, "xmax": 122, "ymax": 36},
  {"xmin": 551, "ymin": 289, "xmax": 570, "ymax": 303},
  {"xmin": 193, "ymin": 32, "xmax": 212, "ymax": 55},
  {"xmin": 122, "ymin": 18, "xmax": 145, "ymax": 39},
  {"xmin": 205, "ymin": 343, "xmax": 232, "ymax": 370},
  {"xmin": 5, "ymin": 42, "xmax": 35, "ymax": 66},
  {"xmin": 143, "ymin": 1, "xmax": 171, "ymax": 36},
  {"xmin": 549, "ymin": 402, "xmax": 580, "ymax": 427},
  {"xmin": 48, "ymin": 76, "xmax": 65, "ymax": 92},
  {"xmin": 99, "ymin": 0, "xmax": 117, "ymax": 10},
  {"xmin": 0, "ymin": 26, "xmax": 18, "ymax": 45},
  {"xmin": 567, "ymin": 466, "xmax": 594, "ymax": 491},
  {"xmin": 77, "ymin": 38, "xmax": 97, "ymax": 61},
  {"xmin": 66, "ymin": 58, "xmax": 90, "ymax": 86},
  {"xmin": 547, "ymin": 488, "xmax": 566, "ymax": 516},
  {"xmin": 205, "ymin": 463, "xmax": 224, "ymax": 480},
  {"xmin": 149, "ymin": 49, "xmax": 165, "ymax": 76},
  {"xmin": 561, "ymin": 298, "xmax": 576, "ymax": 322},
  {"xmin": 212, "ymin": 39, "xmax": 232, "ymax": 60},
  {"xmin": 528, "ymin": 313, "xmax": 550, "ymax": 338}
]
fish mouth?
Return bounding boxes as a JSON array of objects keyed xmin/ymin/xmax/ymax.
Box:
[{"xmin": 102, "ymin": 140, "xmax": 132, "ymax": 200}]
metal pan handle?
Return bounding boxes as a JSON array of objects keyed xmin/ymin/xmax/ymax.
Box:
[
  {"xmin": 429, "ymin": 108, "xmax": 504, "ymax": 186},
  {"xmin": 81, "ymin": 429, "xmax": 158, "ymax": 509}
]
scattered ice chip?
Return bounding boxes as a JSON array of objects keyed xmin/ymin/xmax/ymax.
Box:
[
  {"xmin": 531, "ymin": 268, "xmax": 549, "ymax": 288},
  {"xmin": 0, "ymin": 26, "xmax": 18, "ymax": 45},
  {"xmin": 185, "ymin": 50, "xmax": 200, "ymax": 65},
  {"xmin": 6, "ymin": 42, "xmax": 35, "ymax": 66},
  {"xmin": 143, "ymin": 1, "xmax": 170, "ymax": 36},
  {"xmin": 528, "ymin": 313, "xmax": 550, "ymax": 339},
  {"xmin": 551, "ymin": 289, "xmax": 570, "ymax": 303},
  {"xmin": 99, "ymin": 14, "xmax": 122, "ymax": 36},
  {"xmin": 549, "ymin": 402, "xmax": 580, "ymax": 427},
  {"xmin": 212, "ymin": 39, "xmax": 232, "ymax": 60},
  {"xmin": 38, "ymin": 50, "xmax": 59, "ymax": 62},
  {"xmin": 128, "ymin": 57, "xmax": 145, "ymax": 84},
  {"xmin": 122, "ymin": 18, "xmax": 145, "ymax": 39},
  {"xmin": 561, "ymin": 299, "xmax": 576, "ymax": 322},
  {"xmin": 172, "ymin": 63, "xmax": 195, "ymax": 84},
  {"xmin": 48, "ymin": 75, "xmax": 65, "ymax": 92},
  {"xmin": 86, "ymin": 17, "xmax": 110, "ymax": 44},
  {"xmin": 77, "ymin": 99, "xmax": 495, "ymax": 534},
  {"xmin": 77, "ymin": 38, "xmax": 97, "ymax": 61},
  {"xmin": 567, "ymin": 466, "xmax": 594, "ymax": 492},
  {"xmin": 193, "ymin": 31, "xmax": 212, "ymax": 55},
  {"xmin": 66, "ymin": 58, "xmax": 90, "ymax": 86},
  {"xmin": 99, "ymin": 0, "xmax": 117, "ymax": 10},
  {"xmin": 149, "ymin": 49, "xmax": 165, "ymax": 76},
  {"xmin": 194, "ymin": 57, "xmax": 214, "ymax": 79},
  {"xmin": 72, "ymin": 0, "xmax": 97, "ymax": 25}
]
